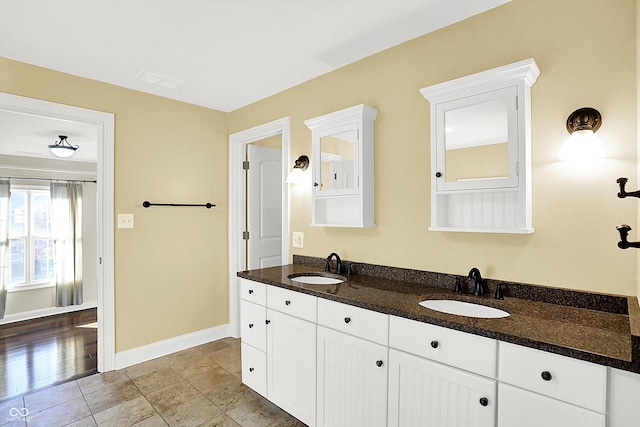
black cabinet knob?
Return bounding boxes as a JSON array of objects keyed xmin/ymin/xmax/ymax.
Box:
[
  {"xmin": 314, "ymin": 182, "xmax": 319, "ymax": 187},
  {"xmin": 248, "ymin": 323, "xmax": 254, "ymax": 328},
  {"xmin": 249, "ymin": 367, "xmax": 254, "ymax": 372},
  {"xmin": 344, "ymin": 317, "xmax": 351, "ymax": 323},
  {"xmin": 376, "ymin": 360, "xmax": 383, "ymax": 367},
  {"xmin": 248, "ymin": 289, "xmax": 254, "ymax": 294},
  {"xmin": 430, "ymin": 340, "xmax": 439, "ymax": 349},
  {"xmin": 435, "ymin": 172, "xmax": 442, "ymax": 178},
  {"xmin": 541, "ymin": 371, "xmax": 552, "ymax": 381},
  {"xmin": 285, "ymin": 300, "xmax": 291, "ymax": 305},
  {"xmin": 479, "ymin": 397, "xmax": 488, "ymax": 407},
  {"xmin": 265, "ymin": 320, "xmax": 271, "ymax": 325}
]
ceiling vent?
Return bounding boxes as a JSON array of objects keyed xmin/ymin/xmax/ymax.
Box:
[{"xmin": 135, "ymin": 71, "xmax": 187, "ymax": 90}]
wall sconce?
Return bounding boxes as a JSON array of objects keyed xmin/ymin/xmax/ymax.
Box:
[
  {"xmin": 559, "ymin": 107, "xmax": 605, "ymax": 160},
  {"xmin": 286, "ymin": 155, "xmax": 310, "ymax": 184},
  {"xmin": 48, "ymin": 135, "xmax": 78, "ymax": 158}
]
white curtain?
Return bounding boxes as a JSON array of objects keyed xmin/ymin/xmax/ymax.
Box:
[
  {"xmin": 50, "ymin": 182, "xmax": 83, "ymax": 307},
  {"xmin": 0, "ymin": 179, "xmax": 9, "ymax": 319}
]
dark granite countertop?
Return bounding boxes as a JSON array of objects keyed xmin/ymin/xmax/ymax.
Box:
[{"xmin": 238, "ymin": 258, "xmax": 640, "ymax": 374}]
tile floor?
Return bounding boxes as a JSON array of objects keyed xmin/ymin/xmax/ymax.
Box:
[{"xmin": 0, "ymin": 338, "xmax": 306, "ymax": 427}]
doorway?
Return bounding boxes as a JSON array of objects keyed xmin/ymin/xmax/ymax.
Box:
[
  {"xmin": 228, "ymin": 117, "xmax": 291, "ymax": 337},
  {"xmin": 0, "ymin": 93, "xmax": 115, "ymax": 373}
]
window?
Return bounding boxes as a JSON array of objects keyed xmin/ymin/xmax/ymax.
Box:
[{"xmin": 9, "ymin": 186, "xmax": 55, "ymax": 290}]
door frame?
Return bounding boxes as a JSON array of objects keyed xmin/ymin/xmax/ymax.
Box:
[
  {"xmin": 0, "ymin": 92, "xmax": 115, "ymax": 372},
  {"xmin": 228, "ymin": 117, "xmax": 290, "ymax": 337}
]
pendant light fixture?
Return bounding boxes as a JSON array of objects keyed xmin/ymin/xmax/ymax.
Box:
[{"xmin": 48, "ymin": 135, "xmax": 79, "ymax": 158}]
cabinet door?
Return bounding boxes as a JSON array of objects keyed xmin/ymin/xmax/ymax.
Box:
[
  {"xmin": 317, "ymin": 326, "xmax": 387, "ymax": 427},
  {"xmin": 388, "ymin": 349, "xmax": 496, "ymax": 427},
  {"xmin": 266, "ymin": 309, "xmax": 316, "ymax": 427},
  {"xmin": 498, "ymin": 383, "xmax": 605, "ymax": 427}
]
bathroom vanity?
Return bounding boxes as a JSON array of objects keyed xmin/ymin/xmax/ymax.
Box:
[{"xmin": 238, "ymin": 257, "xmax": 640, "ymax": 427}]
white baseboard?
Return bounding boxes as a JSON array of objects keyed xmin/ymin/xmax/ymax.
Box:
[
  {"xmin": 0, "ymin": 300, "xmax": 98, "ymax": 325},
  {"xmin": 114, "ymin": 323, "xmax": 230, "ymax": 370}
]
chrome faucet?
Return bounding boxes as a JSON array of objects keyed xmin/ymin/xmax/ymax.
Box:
[
  {"xmin": 325, "ymin": 252, "xmax": 342, "ymax": 274},
  {"xmin": 468, "ymin": 267, "xmax": 484, "ymax": 296}
]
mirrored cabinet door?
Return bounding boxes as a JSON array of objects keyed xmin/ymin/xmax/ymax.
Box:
[
  {"xmin": 314, "ymin": 122, "xmax": 359, "ymax": 196},
  {"xmin": 436, "ymin": 86, "xmax": 519, "ymax": 192}
]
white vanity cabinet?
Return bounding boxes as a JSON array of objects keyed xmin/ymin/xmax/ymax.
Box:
[
  {"xmin": 304, "ymin": 104, "xmax": 378, "ymax": 228},
  {"xmin": 239, "ymin": 277, "xmax": 640, "ymax": 427},
  {"xmin": 497, "ymin": 342, "xmax": 607, "ymax": 427},
  {"xmin": 239, "ymin": 278, "xmax": 317, "ymax": 426},
  {"xmin": 316, "ymin": 299, "xmax": 389, "ymax": 427},
  {"xmin": 388, "ymin": 316, "xmax": 497, "ymax": 427}
]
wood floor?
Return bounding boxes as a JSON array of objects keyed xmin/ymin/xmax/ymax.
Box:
[{"xmin": 0, "ymin": 308, "xmax": 97, "ymax": 402}]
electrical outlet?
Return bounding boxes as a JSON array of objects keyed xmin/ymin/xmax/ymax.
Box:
[
  {"xmin": 117, "ymin": 213, "xmax": 134, "ymax": 229},
  {"xmin": 292, "ymin": 232, "xmax": 304, "ymax": 248}
]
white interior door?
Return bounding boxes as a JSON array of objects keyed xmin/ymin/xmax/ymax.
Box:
[{"xmin": 247, "ymin": 144, "xmax": 282, "ymax": 269}]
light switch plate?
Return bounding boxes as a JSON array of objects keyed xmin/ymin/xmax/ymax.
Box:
[
  {"xmin": 292, "ymin": 232, "xmax": 304, "ymax": 248},
  {"xmin": 118, "ymin": 213, "xmax": 134, "ymax": 229}
]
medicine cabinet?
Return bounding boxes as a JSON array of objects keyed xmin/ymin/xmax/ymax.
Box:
[
  {"xmin": 420, "ymin": 58, "xmax": 540, "ymax": 234},
  {"xmin": 304, "ymin": 104, "xmax": 378, "ymax": 227}
]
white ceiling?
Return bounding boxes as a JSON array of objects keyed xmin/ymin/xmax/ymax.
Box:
[{"xmin": 0, "ymin": 0, "xmax": 509, "ymax": 113}]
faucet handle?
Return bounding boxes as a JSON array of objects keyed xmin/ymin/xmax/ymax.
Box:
[
  {"xmin": 494, "ymin": 282, "xmax": 505, "ymax": 300},
  {"xmin": 453, "ymin": 277, "xmax": 462, "ymax": 293},
  {"xmin": 347, "ymin": 263, "xmax": 357, "ymax": 276}
]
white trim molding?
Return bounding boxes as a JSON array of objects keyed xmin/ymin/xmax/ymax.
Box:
[
  {"xmin": 228, "ymin": 117, "xmax": 291, "ymax": 338},
  {"xmin": 0, "ymin": 300, "xmax": 98, "ymax": 325},
  {"xmin": 114, "ymin": 324, "xmax": 230, "ymax": 370}
]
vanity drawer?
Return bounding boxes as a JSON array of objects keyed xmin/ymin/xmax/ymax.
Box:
[
  {"xmin": 240, "ymin": 300, "xmax": 266, "ymax": 352},
  {"xmin": 267, "ymin": 286, "xmax": 317, "ymax": 322},
  {"xmin": 240, "ymin": 278, "xmax": 266, "ymax": 305},
  {"xmin": 389, "ymin": 315, "xmax": 497, "ymax": 378},
  {"xmin": 241, "ymin": 342, "xmax": 266, "ymax": 398},
  {"xmin": 499, "ymin": 342, "xmax": 607, "ymax": 413},
  {"xmin": 317, "ymin": 298, "xmax": 389, "ymax": 345}
]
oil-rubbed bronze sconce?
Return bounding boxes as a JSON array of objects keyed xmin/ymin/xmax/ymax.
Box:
[
  {"xmin": 286, "ymin": 155, "xmax": 310, "ymax": 184},
  {"xmin": 616, "ymin": 177, "xmax": 640, "ymax": 249},
  {"xmin": 560, "ymin": 107, "xmax": 604, "ymax": 160}
]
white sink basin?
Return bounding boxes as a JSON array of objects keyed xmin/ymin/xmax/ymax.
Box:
[
  {"xmin": 289, "ymin": 275, "xmax": 344, "ymax": 285},
  {"xmin": 419, "ymin": 299, "xmax": 510, "ymax": 318}
]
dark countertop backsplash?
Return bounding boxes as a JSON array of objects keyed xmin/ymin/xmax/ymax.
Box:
[{"xmin": 237, "ymin": 255, "xmax": 640, "ymax": 374}]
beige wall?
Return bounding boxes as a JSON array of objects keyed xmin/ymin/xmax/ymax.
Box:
[
  {"xmin": 229, "ymin": 0, "xmax": 638, "ymax": 296},
  {"xmin": 0, "ymin": 57, "xmax": 229, "ymax": 352}
]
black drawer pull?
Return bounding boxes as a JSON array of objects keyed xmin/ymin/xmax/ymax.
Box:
[
  {"xmin": 248, "ymin": 289, "xmax": 254, "ymax": 294},
  {"xmin": 376, "ymin": 360, "xmax": 383, "ymax": 367},
  {"xmin": 249, "ymin": 367, "xmax": 254, "ymax": 372},
  {"xmin": 248, "ymin": 323, "xmax": 254, "ymax": 328},
  {"xmin": 344, "ymin": 317, "xmax": 351, "ymax": 324},
  {"xmin": 430, "ymin": 340, "xmax": 439, "ymax": 349},
  {"xmin": 265, "ymin": 320, "xmax": 271, "ymax": 325},
  {"xmin": 541, "ymin": 371, "xmax": 552, "ymax": 381},
  {"xmin": 479, "ymin": 397, "xmax": 488, "ymax": 407},
  {"xmin": 285, "ymin": 300, "xmax": 291, "ymax": 305}
]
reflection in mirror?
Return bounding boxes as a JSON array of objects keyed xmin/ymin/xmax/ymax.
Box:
[
  {"xmin": 319, "ymin": 130, "xmax": 354, "ymax": 191},
  {"xmin": 444, "ymin": 98, "xmax": 509, "ymax": 183}
]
